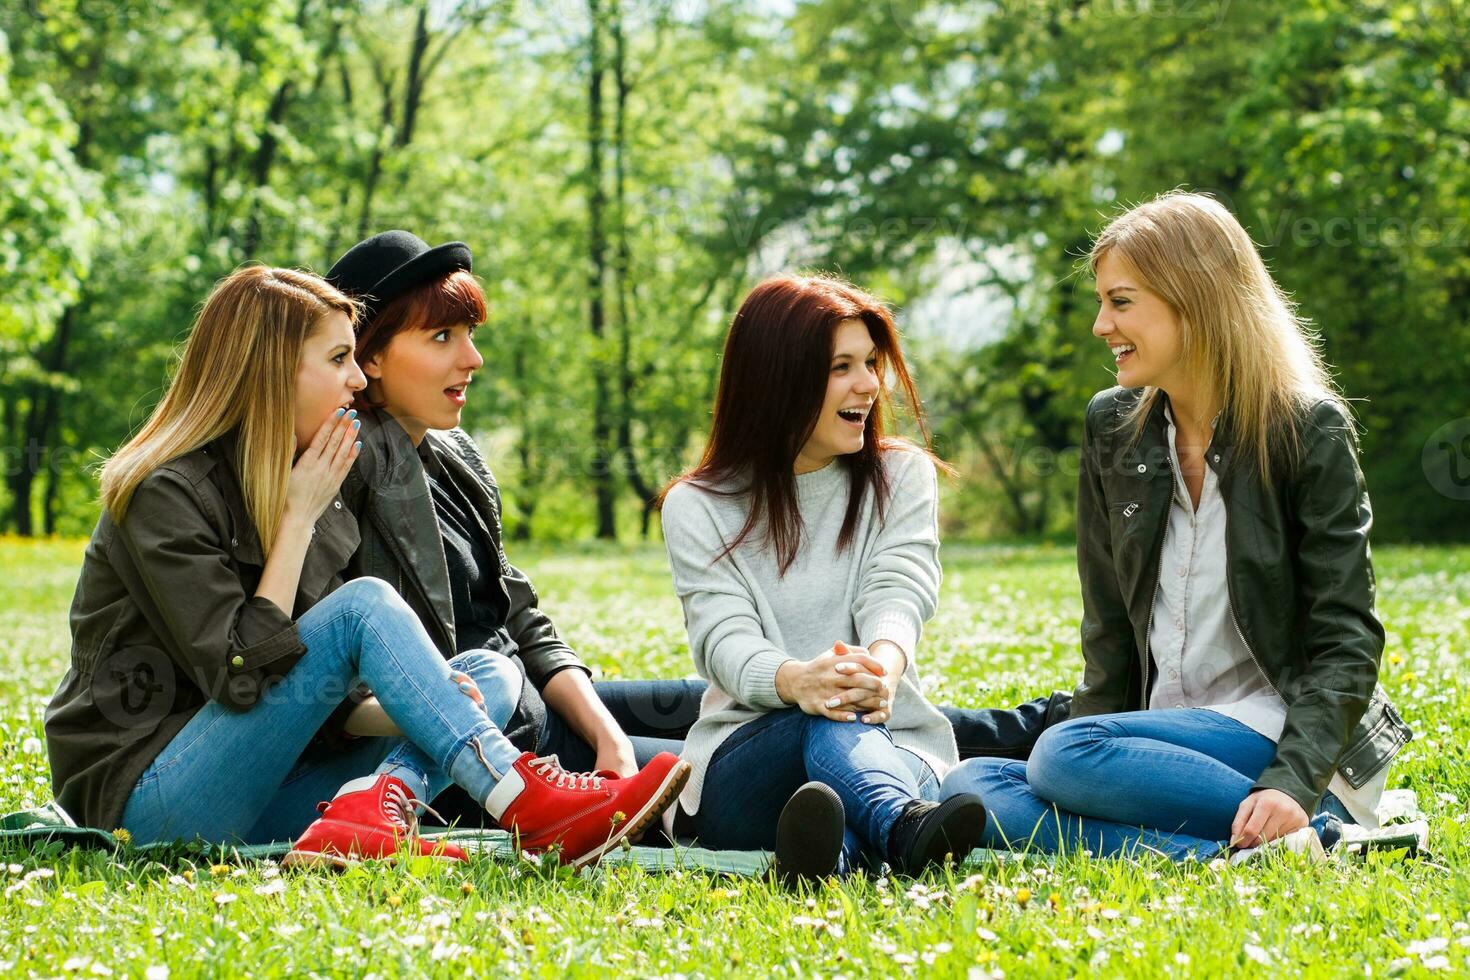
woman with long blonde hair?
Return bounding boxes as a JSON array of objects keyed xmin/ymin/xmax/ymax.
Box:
[
  {"xmin": 45, "ymin": 265, "xmax": 687, "ymax": 869},
  {"xmin": 941, "ymin": 191, "xmax": 1411, "ymax": 862}
]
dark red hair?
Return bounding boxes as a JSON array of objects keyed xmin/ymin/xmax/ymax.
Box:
[
  {"xmin": 354, "ymin": 269, "xmax": 487, "ymax": 409},
  {"xmin": 662, "ymin": 273, "xmax": 939, "ymax": 575}
]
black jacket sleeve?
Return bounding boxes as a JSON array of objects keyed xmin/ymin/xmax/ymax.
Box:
[{"xmin": 1251, "ymin": 400, "xmax": 1384, "ymax": 813}]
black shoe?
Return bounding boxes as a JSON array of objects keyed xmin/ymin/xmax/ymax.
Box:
[
  {"xmin": 771, "ymin": 782, "xmax": 845, "ymax": 886},
  {"xmin": 886, "ymin": 793, "xmax": 986, "ymax": 876}
]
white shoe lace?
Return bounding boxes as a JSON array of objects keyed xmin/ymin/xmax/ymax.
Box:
[
  {"xmin": 381, "ymin": 781, "xmax": 445, "ymax": 835},
  {"xmin": 529, "ymin": 754, "xmax": 606, "ymax": 791}
]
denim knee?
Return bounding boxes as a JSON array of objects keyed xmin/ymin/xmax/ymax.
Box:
[
  {"xmin": 327, "ymin": 576, "xmax": 407, "ymax": 617},
  {"xmin": 450, "ymin": 652, "xmax": 523, "ymax": 712},
  {"xmin": 804, "ymin": 715, "xmax": 893, "ymax": 747},
  {"xmin": 1025, "ymin": 717, "xmax": 1101, "ymax": 804}
]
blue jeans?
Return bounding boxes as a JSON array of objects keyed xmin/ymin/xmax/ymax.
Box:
[
  {"xmin": 689, "ymin": 708, "xmax": 940, "ymax": 872},
  {"xmin": 941, "ymin": 708, "xmax": 1350, "ymax": 861},
  {"xmin": 536, "ymin": 679, "xmax": 698, "ymax": 771},
  {"xmin": 121, "ymin": 577, "xmax": 526, "ymax": 845}
]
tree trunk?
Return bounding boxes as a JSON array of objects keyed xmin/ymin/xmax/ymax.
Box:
[
  {"xmin": 7, "ymin": 307, "xmax": 77, "ymax": 536},
  {"xmin": 587, "ymin": 0, "xmax": 617, "ymax": 539},
  {"xmin": 510, "ymin": 345, "xmax": 540, "ymax": 542},
  {"xmin": 610, "ymin": 8, "xmax": 658, "ymax": 537}
]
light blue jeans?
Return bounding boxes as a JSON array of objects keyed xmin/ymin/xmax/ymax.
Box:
[
  {"xmin": 121, "ymin": 577, "xmax": 526, "ymax": 845},
  {"xmin": 941, "ymin": 708, "xmax": 1350, "ymax": 861}
]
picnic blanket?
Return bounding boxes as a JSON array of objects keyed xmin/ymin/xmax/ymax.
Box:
[
  {"xmin": 0, "ymin": 791, "xmax": 1433, "ymax": 874},
  {"xmin": 0, "ymin": 801, "xmax": 774, "ymax": 876}
]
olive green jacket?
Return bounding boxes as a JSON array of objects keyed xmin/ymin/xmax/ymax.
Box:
[
  {"xmin": 44, "ymin": 431, "xmax": 359, "ymax": 829},
  {"xmin": 1074, "ymin": 387, "xmax": 1411, "ymax": 815}
]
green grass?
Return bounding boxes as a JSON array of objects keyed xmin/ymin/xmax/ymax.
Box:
[{"xmin": 1, "ymin": 537, "xmax": 1467, "ymax": 977}]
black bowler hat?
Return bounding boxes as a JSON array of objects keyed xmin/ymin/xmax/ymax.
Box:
[{"xmin": 326, "ymin": 230, "xmax": 473, "ymax": 323}]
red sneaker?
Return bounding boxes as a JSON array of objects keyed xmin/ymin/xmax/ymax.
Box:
[
  {"xmin": 282, "ymin": 774, "xmax": 466, "ymax": 869},
  {"xmin": 485, "ymin": 751, "xmax": 690, "ymax": 868}
]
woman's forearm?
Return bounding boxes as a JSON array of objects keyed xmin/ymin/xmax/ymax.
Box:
[
  {"xmin": 868, "ymin": 639, "xmax": 908, "ymax": 680},
  {"xmin": 541, "ymin": 668, "xmax": 627, "ymax": 750},
  {"xmin": 254, "ymin": 509, "xmax": 314, "ymax": 615}
]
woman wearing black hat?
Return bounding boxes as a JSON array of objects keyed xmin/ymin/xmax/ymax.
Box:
[{"xmin": 300, "ymin": 232, "xmax": 694, "ymax": 830}]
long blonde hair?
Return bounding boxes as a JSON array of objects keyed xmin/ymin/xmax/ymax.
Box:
[
  {"xmin": 1089, "ymin": 190, "xmax": 1346, "ymax": 483},
  {"xmin": 101, "ymin": 266, "xmax": 358, "ymax": 553}
]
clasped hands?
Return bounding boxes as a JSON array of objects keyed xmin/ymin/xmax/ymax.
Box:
[{"xmin": 775, "ymin": 640, "xmax": 903, "ymax": 725}]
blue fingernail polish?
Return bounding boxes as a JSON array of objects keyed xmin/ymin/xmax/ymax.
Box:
[
  {"xmin": 347, "ymin": 409, "xmax": 357, "ymax": 419},
  {"xmin": 459, "ymin": 682, "xmax": 472, "ymax": 692},
  {"xmin": 354, "ymin": 441, "xmax": 362, "ymax": 452},
  {"xmin": 335, "ymin": 408, "xmax": 345, "ymax": 417},
  {"xmin": 352, "ymin": 419, "xmax": 360, "ymax": 429}
]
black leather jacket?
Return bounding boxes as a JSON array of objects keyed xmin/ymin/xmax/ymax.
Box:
[
  {"xmin": 330, "ymin": 410, "xmax": 589, "ymax": 748},
  {"xmin": 1073, "ymin": 386, "xmax": 1411, "ymax": 815}
]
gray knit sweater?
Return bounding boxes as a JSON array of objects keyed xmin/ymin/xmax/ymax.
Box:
[{"xmin": 660, "ymin": 443, "xmax": 959, "ymax": 815}]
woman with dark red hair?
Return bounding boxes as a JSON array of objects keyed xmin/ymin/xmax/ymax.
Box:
[{"xmin": 660, "ymin": 274, "xmax": 986, "ymax": 880}]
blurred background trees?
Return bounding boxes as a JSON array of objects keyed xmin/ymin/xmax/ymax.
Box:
[{"xmin": 2, "ymin": 0, "xmax": 1466, "ymax": 542}]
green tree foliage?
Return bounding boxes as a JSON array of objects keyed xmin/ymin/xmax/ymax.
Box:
[{"xmin": 0, "ymin": 0, "xmax": 1463, "ymax": 541}]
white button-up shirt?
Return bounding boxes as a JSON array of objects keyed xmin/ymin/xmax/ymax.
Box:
[{"xmin": 1148, "ymin": 406, "xmax": 1385, "ymax": 827}]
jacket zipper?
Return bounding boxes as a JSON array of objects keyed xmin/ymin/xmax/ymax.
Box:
[{"xmin": 1137, "ymin": 455, "xmax": 1182, "ymax": 709}]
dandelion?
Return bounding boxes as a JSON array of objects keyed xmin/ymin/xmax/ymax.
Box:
[
  {"xmin": 1015, "ymin": 887, "xmax": 1031, "ymax": 906},
  {"xmin": 209, "ymin": 864, "xmax": 231, "ymax": 876},
  {"xmin": 386, "ymin": 895, "xmax": 402, "ymax": 908},
  {"xmin": 460, "ymin": 881, "xmax": 476, "ymax": 896},
  {"xmin": 21, "ymin": 737, "xmax": 41, "ymax": 754},
  {"xmin": 111, "ymin": 828, "xmax": 132, "ymax": 846}
]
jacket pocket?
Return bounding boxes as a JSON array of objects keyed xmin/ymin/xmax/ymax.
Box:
[{"xmin": 1335, "ymin": 689, "xmax": 1413, "ymax": 789}]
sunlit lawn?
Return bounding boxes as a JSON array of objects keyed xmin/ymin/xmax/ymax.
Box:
[{"xmin": 1, "ymin": 537, "xmax": 1466, "ymax": 977}]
